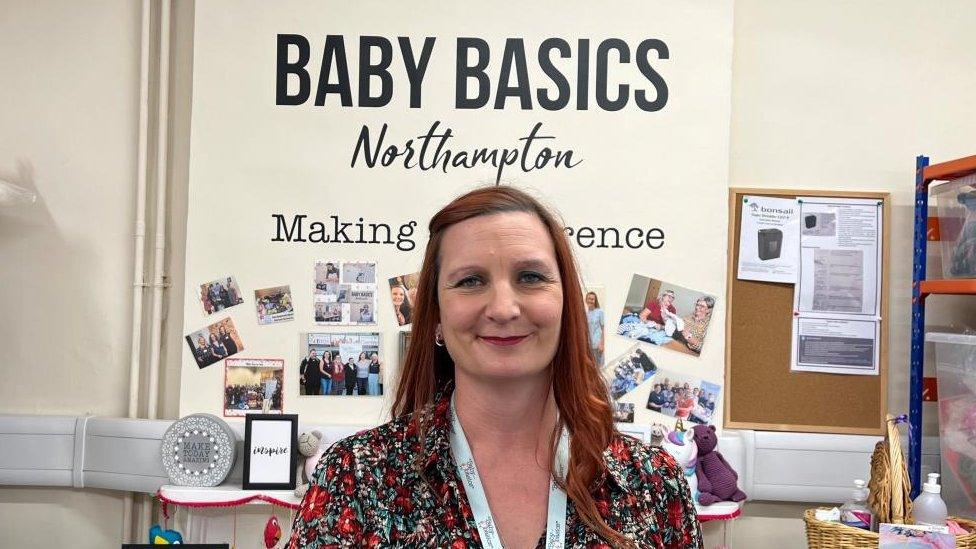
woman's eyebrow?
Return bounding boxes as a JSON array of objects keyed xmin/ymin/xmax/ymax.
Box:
[
  {"xmin": 512, "ymin": 258, "xmax": 556, "ymax": 272},
  {"xmin": 443, "ymin": 265, "xmax": 481, "ymax": 281}
]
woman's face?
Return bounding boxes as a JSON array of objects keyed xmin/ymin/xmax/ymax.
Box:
[
  {"xmin": 391, "ymin": 286, "xmax": 405, "ymax": 306},
  {"xmin": 694, "ymin": 299, "xmax": 710, "ymax": 319},
  {"xmin": 437, "ymin": 211, "xmax": 563, "ymax": 383},
  {"xmin": 359, "ymin": 352, "xmax": 367, "ymax": 361},
  {"xmin": 585, "ymin": 292, "xmax": 596, "ymax": 309},
  {"xmin": 370, "ymin": 353, "xmax": 378, "ymax": 362}
]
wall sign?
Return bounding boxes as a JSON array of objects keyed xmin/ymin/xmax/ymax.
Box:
[
  {"xmin": 160, "ymin": 413, "xmax": 237, "ymax": 487},
  {"xmin": 180, "ymin": 0, "xmax": 734, "ymax": 428}
]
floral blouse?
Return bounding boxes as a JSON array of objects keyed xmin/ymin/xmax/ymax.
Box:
[{"xmin": 289, "ymin": 390, "xmax": 703, "ymax": 548}]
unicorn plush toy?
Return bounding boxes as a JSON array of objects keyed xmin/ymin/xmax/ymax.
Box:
[{"xmin": 660, "ymin": 421, "xmax": 698, "ymax": 503}]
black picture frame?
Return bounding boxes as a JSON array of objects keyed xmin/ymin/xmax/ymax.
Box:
[{"xmin": 242, "ymin": 413, "xmax": 298, "ymax": 490}]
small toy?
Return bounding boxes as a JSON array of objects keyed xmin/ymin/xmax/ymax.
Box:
[
  {"xmin": 661, "ymin": 422, "xmax": 698, "ymax": 502},
  {"xmin": 692, "ymin": 424, "xmax": 747, "ymax": 505},
  {"xmin": 264, "ymin": 515, "xmax": 282, "ymax": 548},
  {"xmin": 649, "ymin": 424, "xmax": 666, "ymax": 447},
  {"xmin": 294, "ymin": 430, "xmax": 325, "ymax": 498},
  {"xmin": 148, "ymin": 524, "xmax": 183, "ymax": 544}
]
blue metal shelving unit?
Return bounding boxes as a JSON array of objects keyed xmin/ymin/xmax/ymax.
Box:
[
  {"xmin": 909, "ymin": 153, "xmax": 976, "ymax": 498},
  {"xmin": 909, "ymin": 155, "xmax": 929, "ymax": 499}
]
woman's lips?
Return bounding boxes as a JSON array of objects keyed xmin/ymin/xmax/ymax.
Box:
[{"xmin": 480, "ymin": 335, "xmax": 528, "ymax": 346}]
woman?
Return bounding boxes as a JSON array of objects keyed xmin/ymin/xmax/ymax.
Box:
[
  {"xmin": 219, "ymin": 325, "xmax": 238, "ymax": 356},
  {"xmin": 585, "ymin": 291, "xmax": 604, "ymax": 366},
  {"xmin": 390, "ymin": 284, "xmax": 412, "ymax": 325},
  {"xmin": 318, "ymin": 351, "xmax": 332, "ymax": 396},
  {"xmin": 356, "ymin": 351, "xmax": 370, "ymax": 395},
  {"xmin": 672, "ymin": 296, "xmax": 715, "ymax": 354},
  {"xmin": 192, "ymin": 335, "xmax": 213, "ymax": 367},
  {"xmin": 359, "ymin": 304, "xmax": 374, "ymax": 323},
  {"xmin": 675, "ymin": 389, "xmax": 695, "ymax": 420},
  {"xmin": 329, "ymin": 355, "xmax": 345, "ymax": 395},
  {"xmin": 343, "ymin": 357, "xmax": 357, "ymax": 395},
  {"xmin": 367, "ymin": 352, "xmax": 381, "ymax": 395},
  {"xmin": 290, "ymin": 186, "xmax": 700, "ymax": 548},
  {"xmin": 299, "ymin": 349, "xmax": 321, "ymax": 396},
  {"xmin": 209, "ymin": 333, "xmax": 227, "ymax": 360}
]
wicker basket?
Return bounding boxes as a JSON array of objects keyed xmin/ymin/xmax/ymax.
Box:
[{"xmin": 804, "ymin": 509, "xmax": 976, "ymax": 548}]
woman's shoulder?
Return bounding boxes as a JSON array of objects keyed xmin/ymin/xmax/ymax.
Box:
[
  {"xmin": 606, "ymin": 431, "xmax": 683, "ymax": 481},
  {"xmin": 314, "ymin": 414, "xmax": 420, "ymax": 477}
]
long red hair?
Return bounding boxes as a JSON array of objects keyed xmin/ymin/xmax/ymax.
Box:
[{"xmin": 392, "ymin": 185, "xmax": 628, "ymax": 547}]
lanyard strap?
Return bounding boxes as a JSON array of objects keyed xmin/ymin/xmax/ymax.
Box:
[{"xmin": 449, "ymin": 394, "xmax": 569, "ymax": 549}]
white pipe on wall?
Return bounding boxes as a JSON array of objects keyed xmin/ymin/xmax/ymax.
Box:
[
  {"xmin": 123, "ymin": 0, "xmax": 154, "ymax": 543},
  {"xmin": 147, "ymin": 0, "xmax": 170, "ymax": 424},
  {"xmin": 141, "ymin": 0, "xmax": 172, "ymax": 536}
]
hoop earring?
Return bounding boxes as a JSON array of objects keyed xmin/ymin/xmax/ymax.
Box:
[{"xmin": 434, "ymin": 329, "xmax": 445, "ymax": 347}]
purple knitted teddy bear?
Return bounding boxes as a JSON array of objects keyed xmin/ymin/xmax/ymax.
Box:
[{"xmin": 692, "ymin": 424, "xmax": 747, "ymax": 505}]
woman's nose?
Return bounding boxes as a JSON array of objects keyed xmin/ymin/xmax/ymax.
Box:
[{"xmin": 485, "ymin": 282, "xmax": 520, "ymax": 322}]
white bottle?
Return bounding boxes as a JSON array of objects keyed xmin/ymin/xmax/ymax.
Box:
[
  {"xmin": 840, "ymin": 479, "xmax": 874, "ymax": 530},
  {"xmin": 913, "ymin": 473, "xmax": 949, "ymax": 527}
]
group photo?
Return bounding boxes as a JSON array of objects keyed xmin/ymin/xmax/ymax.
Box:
[
  {"xmin": 222, "ymin": 358, "xmax": 284, "ymax": 416},
  {"xmin": 184, "ymin": 317, "xmax": 244, "ymax": 369},
  {"xmin": 644, "ymin": 369, "xmax": 721, "ymax": 426},
  {"xmin": 299, "ymin": 333, "xmax": 383, "ymax": 396},
  {"xmin": 199, "ymin": 276, "xmax": 244, "ymax": 315}
]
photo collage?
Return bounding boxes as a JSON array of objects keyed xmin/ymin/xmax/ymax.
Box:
[
  {"xmin": 184, "ymin": 262, "xmax": 390, "ymax": 419},
  {"xmin": 186, "ymin": 267, "xmax": 722, "ymax": 428},
  {"xmin": 314, "ymin": 261, "xmax": 378, "ymax": 325}
]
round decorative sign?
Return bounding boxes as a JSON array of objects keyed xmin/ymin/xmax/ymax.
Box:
[{"xmin": 161, "ymin": 413, "xmax": 237, "ymax": 487}]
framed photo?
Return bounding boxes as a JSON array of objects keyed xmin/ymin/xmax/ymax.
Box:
[{"xmin": 242, "ymin": 414, "xmax": 298, "ymax": 490}]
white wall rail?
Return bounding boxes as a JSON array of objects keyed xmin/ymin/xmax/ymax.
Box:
[{"xmin": 0, "ymin": 414, "xmax": 940, "ymax": 503}]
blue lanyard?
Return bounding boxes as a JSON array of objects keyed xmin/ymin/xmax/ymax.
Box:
[{"xmin": 449, "ymin": 394, "xmax": 569, "ymax": 548}]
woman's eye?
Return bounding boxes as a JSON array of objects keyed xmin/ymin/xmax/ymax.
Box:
[
  {"xmin": 455, "ymin": 276, "xmax": 483, "ymax": 288},
  {"xmin": 519, "ymin": 271, "xmax": 547, "ymax": 284}
]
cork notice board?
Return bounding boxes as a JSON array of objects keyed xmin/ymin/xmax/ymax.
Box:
[{"xmin": 724, "ymin": 188, "xmax": 890, "ymax": 435}]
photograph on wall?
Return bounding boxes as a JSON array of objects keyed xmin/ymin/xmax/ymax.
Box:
[
  {"xmin": 185, "ymin": 317, "xmax": 244, "ymax": 369},
  {"xmin": 388, "ymin": 272, "xmax": 420, "ymax": 327},
  {"xmin": 223, "ymin": 358, "xmax": 284, "ymax": 416},
  {"xmin": 613, "ymin": 403, "xmax": 635, "ymax": 423},
  {"xmin": 199, "ymin": 275, "xmax": 244, "ymax": 315},
  {"xmin": 603, "ymin": 344, "xmax": 658, "ymax": 400},
  {"xmin": 583, "ymin": 285, "xmax": 607, "ymax": 367},
  {"xmin": 643, "ymin": 368, "xmax": 721, "ymax": 425},
  {"xmin": 254, "ymin": 285, "xmax": 294, "ymax": 325},
  {"xmin": 299, "ymin": 332, "xmax": 382, "ymax": 396},
  {"xmin": 343, "ymin": 261, "xmax": 376, "ymax": 284},
  {"xmin": 313, "ymin": 260, "xmax": 377, "ymax": 325},
  {"xmin": 615, "ymin": 275, "xmax": 717, "ymax": 357}
]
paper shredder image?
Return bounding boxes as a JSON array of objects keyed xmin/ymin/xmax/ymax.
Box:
[
  {"xmin": 757, "ymin": 228, "xmax": 783, "ymax": 260},
  {"xmin": 805, "ymin": 214, "xmax": 818, "ymax": 229}
]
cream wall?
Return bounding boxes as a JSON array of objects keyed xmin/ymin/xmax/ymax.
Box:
[{"xmin": 2, "ymin": 1, "xmax": 976, "ymax": 548}]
